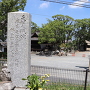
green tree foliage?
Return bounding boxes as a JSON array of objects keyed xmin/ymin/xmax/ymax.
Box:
[
  {"xmin": 38, "ymin": 15, "xmax": 90, "ymax": 51},
  {"xmin": 74, "ymin": 19, "xmax": 90, "ymax": 49},
  {"xmin": 31, "ymin": 22, "xmax": 40, "ymax": 33},
  {"xmin": 38, "ymin": 15, "xmax": 74, "ymax": 47},
  {"xmin": 0, "ymin": 0, "xmax": 27, "ymax": 41},
  {"xmin": 52, "ymin": 15, "xmax": 74, "ymax": 43},
  {"xmin": 38, "ymin": 21, "xmax": 57, "ymax": 44}
]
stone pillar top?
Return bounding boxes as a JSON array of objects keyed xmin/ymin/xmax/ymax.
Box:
[{"xmin": 8, "ymin": 11, "xmax": 28, "ymax": 13}]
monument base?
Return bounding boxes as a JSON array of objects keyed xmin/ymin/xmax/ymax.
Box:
[
  {"xmin": 14, "ymin": 87, "xmax": 29, "ymax": 90},
  {"xmin": 0, "ymin": 81, "xmax": 13, "ymax": 90}
]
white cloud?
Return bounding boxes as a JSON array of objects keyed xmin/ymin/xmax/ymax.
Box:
[
  {"xmin": 69, "ymin": 0, "xmax": 88, "ymax": 8},
  {"xmin": 60, "ymin": 6, "xmax": 65, "ymax": 10},
  {"xmin": 39, "ymin": 2, "xmax": 49, "ymax": 8}
]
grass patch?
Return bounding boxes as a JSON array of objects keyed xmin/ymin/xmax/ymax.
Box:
[{"xmin": 43, "ymin": 82, "xmax": 90, "ymax": 90}]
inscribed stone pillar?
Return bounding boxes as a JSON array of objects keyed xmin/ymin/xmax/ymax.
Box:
[{"xmin": 7, "ymin": 12, "xmax": 31, "ymax": 87}]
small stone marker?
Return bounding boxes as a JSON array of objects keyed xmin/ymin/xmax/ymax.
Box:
[{"xmin": 7, "ymin": 12, "xmax": 31, "ymax": 87}]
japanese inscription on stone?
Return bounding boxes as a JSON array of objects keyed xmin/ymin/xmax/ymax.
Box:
[{"xmin": 7, "ymin": 12, "xmax": 31, "ymax": 87}]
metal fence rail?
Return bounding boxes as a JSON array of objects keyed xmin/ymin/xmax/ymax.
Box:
[
  {"xmin": 0, "ymin": 60, "xmax": 90, "ymax": 90},
  {"xmin": 31, "ymin": 65, "xmax": 90, "ymax": 90}
]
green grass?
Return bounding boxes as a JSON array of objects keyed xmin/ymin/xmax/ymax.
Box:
[{"xmin": 43, "ymin": 82, "xmax": 90, "ymax": 90}]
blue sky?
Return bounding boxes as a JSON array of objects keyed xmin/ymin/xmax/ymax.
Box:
[{"xmin": 24, "ymin": 0, "xmax": 90, "ymax": 27}]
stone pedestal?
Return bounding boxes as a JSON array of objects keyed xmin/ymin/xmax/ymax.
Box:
[
  {"xmin": 14, "ymin": 87, "xmax": 29, "ymax": 90},
  {"xmin": 0, "ymin": 81, "xmax": 13, "ymax": 90},
  {"xmin": 7, "ymin": 12, "xmax": 31, "ymax": 87}
]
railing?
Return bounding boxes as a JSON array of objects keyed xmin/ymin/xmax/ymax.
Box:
[
  {"xmin": 31, "ymin": 65, "xmax": 90, "ymax": 90},
  {"xmin": 0, "ymin": 60, "xmax": 90, "ymax": 90}
]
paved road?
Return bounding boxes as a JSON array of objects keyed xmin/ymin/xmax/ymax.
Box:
[
  {"xmin": 31, "ymin": 52, "xmax": 90, "ymax": 84},
  {"xmin": 31, "ymin": 52, "xmax": 89, "ymax": 70}
]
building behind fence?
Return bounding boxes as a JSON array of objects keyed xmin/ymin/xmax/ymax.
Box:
[{"xmin": 0, "ymin": 60, "xmax": 90, "ymax": 90}]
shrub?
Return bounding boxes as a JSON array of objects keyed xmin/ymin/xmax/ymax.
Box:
[{"xmin": 22, "ymin": 74, "xmax": 50, "ymax": 90}]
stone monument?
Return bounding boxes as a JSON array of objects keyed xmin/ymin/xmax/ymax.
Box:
[{"xmin": 7, "ymin": 12, "xmax": 31, "ymax": 88}]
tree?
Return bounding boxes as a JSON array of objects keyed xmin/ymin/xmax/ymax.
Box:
[
  {"xmin": 38, "ymin": 14, "xmax": 74, "ymax": 50},
  {"xmin": 0, "ymin": 0, "xmax": 27, "ymax": 41},
  {"xmin": 85, "ymin": 19, "xmax": 90, "ymax": 41},
  {"xmin": 74, "ymin": 19, "xmax": 89, "ymax": 50},
  {"xmin": 38, "ymin": 22, "xmax": 56, "ymax": 44},
  {"xmin": 52, "ymin": 15, "xmax": 74, "ymax": 43},
  {"xmin": 31, "ymin": 22, "xmax": 39, "ymax": 33}
]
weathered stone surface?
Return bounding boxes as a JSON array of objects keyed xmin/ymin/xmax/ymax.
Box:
[
  {"xmin": 7, "ymin": 11, "xmax": 31, "ymax": 87},
  {"xmin": 14, "ymin": 87, "xmax": 29, "ymax": 90},
  {"xmin": 0, "ymin": 67, "xmax": 11, "ymax": 81},
  {"xmin": 0, "ymin": 81, "xmax": 13, "ymax": 90}
]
